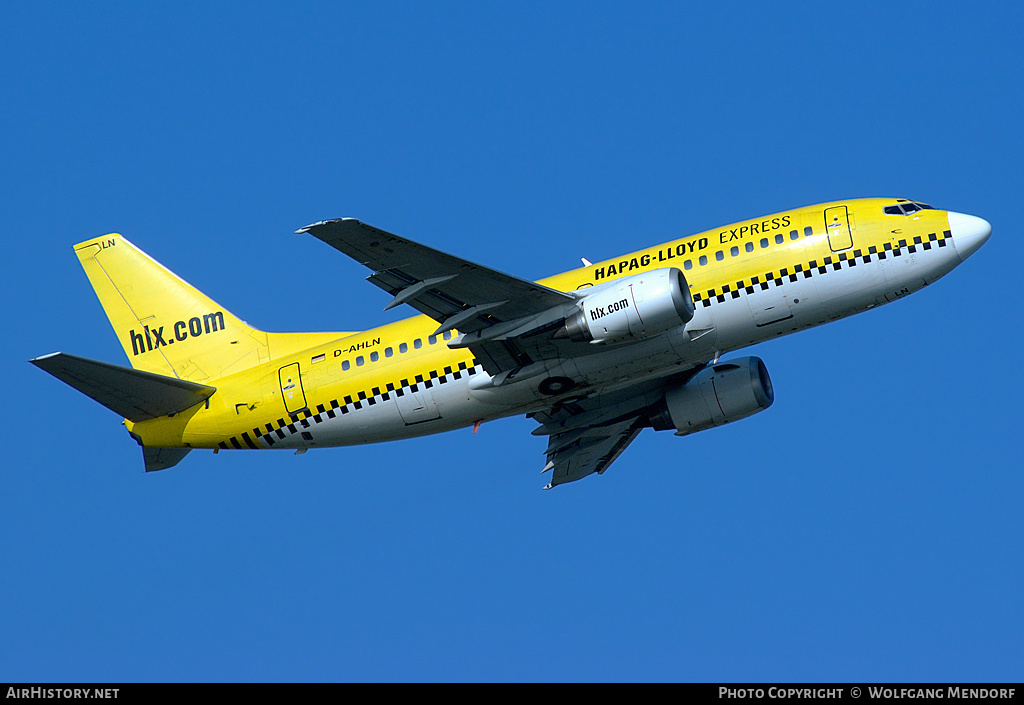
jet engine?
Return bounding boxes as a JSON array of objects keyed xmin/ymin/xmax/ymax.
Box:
[
  {"xmin": 558, "ymin": 268, "xmax": 694, "ymax": 344},
  {"xmin": 650, "ymin": 357, "xmax": 774, "ymax": 435}
]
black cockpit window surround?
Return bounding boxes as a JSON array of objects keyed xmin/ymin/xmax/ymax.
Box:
[{"xmin": 885, "ymin": 202, "xmax": 934, "ymax": 216}]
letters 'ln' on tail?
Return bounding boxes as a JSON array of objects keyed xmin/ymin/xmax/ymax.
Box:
[{"xmin": 32, "ymin": 199, "xmax": 990, "ymax": 487}]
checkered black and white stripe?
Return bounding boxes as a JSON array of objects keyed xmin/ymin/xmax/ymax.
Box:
[
  {"xmin": 216, "ymin": 359, "xmax": 480, "ymax": 450},
  {"xmin": 691, "ymin": 231, "xmax": 950, "ymax": 308}
]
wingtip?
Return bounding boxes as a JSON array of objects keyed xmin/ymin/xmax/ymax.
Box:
[
  {"xmin": 295, "ymin": 222, "xmax": 324, "ymax": 235},
  {"xmin": 296, "ymin": 218, "xmax": 359, "ymax": 234},
  {"xmin": 29, "ymin": 352, "xmax": 62, "ymax": 366}
]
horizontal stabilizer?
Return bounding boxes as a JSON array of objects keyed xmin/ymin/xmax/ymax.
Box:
[
  {"xmin": 30, "ymin": 352, "xmax": 216, "ymax": 422},
  {"xmin": 143, "ymin": 446, "xmax": 192, "ymax": 472}
]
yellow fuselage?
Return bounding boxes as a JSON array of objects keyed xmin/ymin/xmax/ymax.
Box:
[{"xmin": 128, "ymin": 198, "xmax": 959, "ymax": 451}]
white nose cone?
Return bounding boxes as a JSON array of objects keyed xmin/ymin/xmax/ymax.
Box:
[{"xmin": 947, "ymin": 211, "xmax": 992, "ymax": 262}]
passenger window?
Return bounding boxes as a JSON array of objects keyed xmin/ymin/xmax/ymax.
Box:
[
  {"xmin": 775, "ymin": 234, "xmax": 784, "ymax": 244},
  {"xmin": 699, "ymin": 255, "xmax": 708, "ymax": 266},
  {"xmin": 790, "ymin": 230, "xmax": 799, "ymax": 240},
  {"xmin": 414, "ymin": 338, "xmax": 422, "ymax": 349},
  {"xmin": 443, "ymin": 331, "xmax": 453, "ymax": 341},
  {"xmin": 684, "ymin": 259, "xmax": 692, "ymax": 270},
  {"xmin": 342, "ymin": 360, "xmax": 350, "ymax": 371},
  {"xmin": 399, "ymin": 342, "xmax": 408, "ymax": 354},
  {"xmin": 760, "ymin": 238, "xmax": 769, "ymax": 249},
  {"xmin": 428, "ymin": 335, "xmax": 437, "ymax": 345},
  {"xmin": 385, "ymin": 347, "xmax": 393, "ymax": 357},
  {"xmin": 745, "ymin": 242, "xmax": 754, "ymax": 253},
  {"xmin": 356, "ymin": 355, "xmax": 364, "ymax": 366},
  {"xmin": 715, "ymin": 250, "xmax": 724, "ymax": 261},
  {"xmin": 804, "ymin": 226, "xmax": 813, "ymax": 237},
  {"xmin": 370, "ymin": 351, "xmax": 379, "ymax": 362}
]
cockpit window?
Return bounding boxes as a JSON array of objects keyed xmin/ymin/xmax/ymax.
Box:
[{"xmin": 885, "ymin": 202, "xmax": 933, "ymax": 216}]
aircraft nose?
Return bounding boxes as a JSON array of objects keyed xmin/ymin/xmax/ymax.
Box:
[{"xmin": 947, "ymin": 211, "xmax": 992, "ymax": 262}]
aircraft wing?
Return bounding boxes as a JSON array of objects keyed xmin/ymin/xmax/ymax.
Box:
[
  {"xmin": 298, "ymin": 218, "xmax": 575, "ymax": 334},
  {"xmin": 299, "ymin": 218, "xmax": 587, "ymax": 374},
  {"xmin": 541, "ymin": 416, "xmax": 646, "ymax": 488},
  {"xmin": 530, "ymin": 378, "xmax": 687, "ymax": 487}
]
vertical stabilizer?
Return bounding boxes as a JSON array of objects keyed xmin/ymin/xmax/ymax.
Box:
[{"xmin": 75, "ymin": 234, "xmax": 271, "ymax": 382}]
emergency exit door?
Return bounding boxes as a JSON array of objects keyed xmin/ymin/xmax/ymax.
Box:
[
  {"xmin": 279, "ymin": 362, "xmax": 308, "ymax": 414},
  {"xmin": 825, "ymin": 205, "xmax": 853, "ymax": 251}
]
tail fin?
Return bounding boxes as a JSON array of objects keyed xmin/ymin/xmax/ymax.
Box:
[{"xmin": 75, "ymin": 234, "xmax": 272, "ymax": 382}]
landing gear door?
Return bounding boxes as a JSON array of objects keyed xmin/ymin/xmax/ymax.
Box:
[
  {"xmin": 279, "ymin": 362, "xmax": 308, "ymax": 414},
  {"xmin": 825, "ymin": 205, "xmax": 853, "ymax": 251}
]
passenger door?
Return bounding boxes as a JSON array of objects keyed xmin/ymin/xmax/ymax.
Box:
[
  {"xmin": 279, "ymin": 362, "xmax": 307, "ymax": 414},
  {"xmin": 825, "ymin": 205, "xmax": 854, "ymax": 251}
]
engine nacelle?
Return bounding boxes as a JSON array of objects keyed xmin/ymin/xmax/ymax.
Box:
[
  {"xmin": 651, "ymin": 357, "xmax": 774, "ymax": 436},
  {"xmin": 559, "ymin": 268, "xmax": 694, "ymax": 344}
]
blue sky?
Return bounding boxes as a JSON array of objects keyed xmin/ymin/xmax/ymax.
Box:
[{"xmin": 2, "ymin": 2, "xmax": 1021, "ymax": 682}]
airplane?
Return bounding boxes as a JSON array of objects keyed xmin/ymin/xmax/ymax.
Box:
[{"xmin": 31, "ymin": 198, "xmax": 991, "ymax": 488}]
